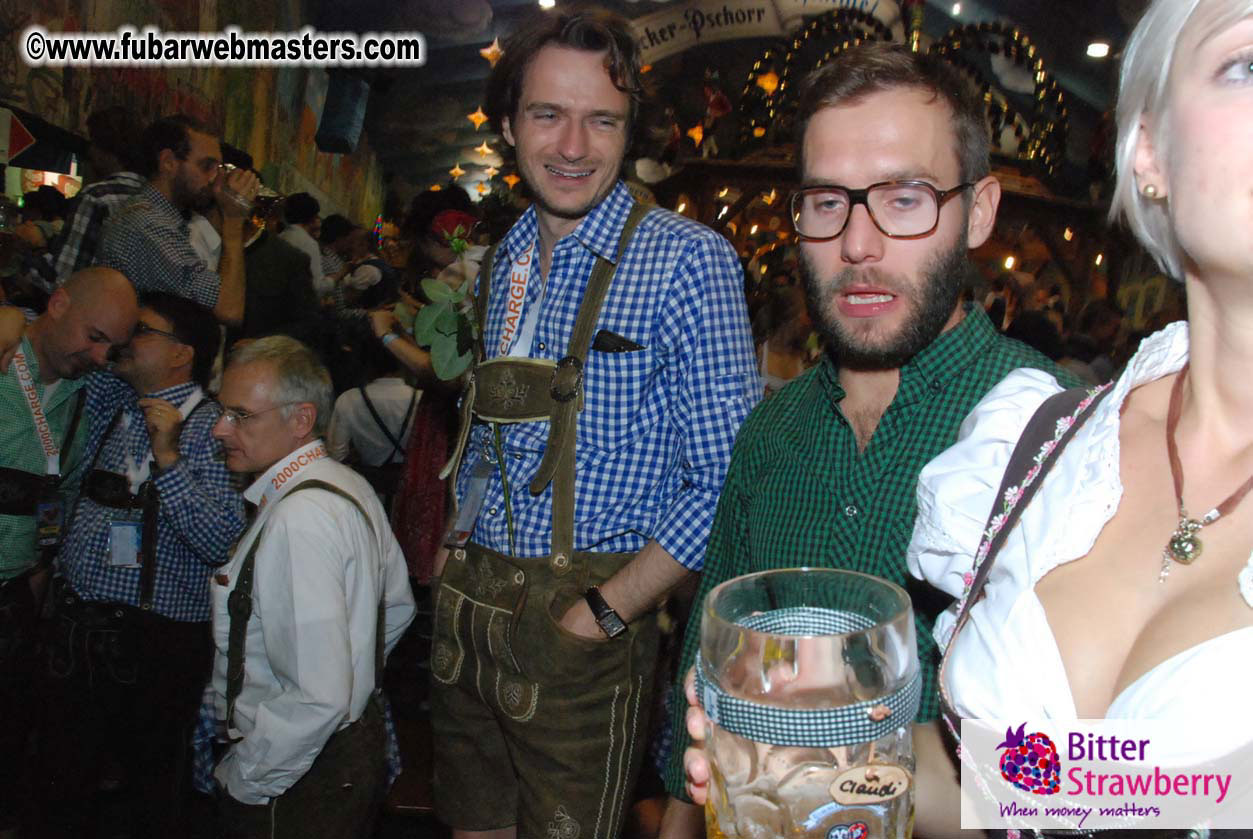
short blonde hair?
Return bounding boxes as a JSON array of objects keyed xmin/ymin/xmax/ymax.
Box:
[{"xmin": 1111, "ymin": 0, "xmax": 1253, "ymax": 279}]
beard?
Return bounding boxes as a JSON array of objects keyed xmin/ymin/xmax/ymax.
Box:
[
  {"xmin": 801, "ymin": 229, "xmax": 972, "ymax": 371},
  {"xmin": 173, "ymin": 172, "xmax": 215, "ymax": 214}
]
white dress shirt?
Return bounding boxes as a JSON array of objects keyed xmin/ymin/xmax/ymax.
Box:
[
  {"xmin": 188, "ymin": 212, "xmax": 222, "ymax": 271},
  {"xmin": 326, "ymin": 378, "xmax": 420, "ymax": 467},
  {"xmin": 278, "ymin": 225, "xmax": 332, "ymax": 297},
  {"xmin": 907, "ymin": 321, "xmax": 1253, "ymax": 762},
  {"xmin": 211, "ymin": 440, "xmax": 416, "ymax": 803}
]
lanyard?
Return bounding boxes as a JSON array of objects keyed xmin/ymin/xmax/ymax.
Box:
[
  {"xmin": 12, "ymin": 347, "xmax": 64, "ymax": 477},
  {"xmin": 255, "ymin": 440, "xmax": 329, "ymax": 512},
  {"xmin": 117, "ymin": 388, "xmax": 205, "ymax": 493},
  {"xmin": 497, "ymin": 241, "xmax": 538, "ymax": 357}
]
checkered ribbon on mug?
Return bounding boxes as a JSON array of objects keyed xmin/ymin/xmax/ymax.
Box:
[{"xmin": 695, "ymin": 606, "xmax": 921, "ymax": 747}]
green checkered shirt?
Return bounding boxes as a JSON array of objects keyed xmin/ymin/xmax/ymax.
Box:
[
  {"xmin": 0, "ymin": 337, "xmax": 87, "ymax": 579},
  {"xmin": 662, "ymin": 305, "xmax": 1080, "ymax": 799}
]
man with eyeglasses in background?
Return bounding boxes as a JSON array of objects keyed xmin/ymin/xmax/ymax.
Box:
[
  {"xmin": 97, "ymin": 114, "xmax": 260, "ymax": 327},
  {"xmin": 33, "ymin": 292, "xmax": 245, "ymax": 839},
  {"xmin": 658, "ymin": 42, "xmax": 1080, "ymax": 836},
  {"xmin": 208, "ymin": 336, "xmax": 414, "ymax": 839}
]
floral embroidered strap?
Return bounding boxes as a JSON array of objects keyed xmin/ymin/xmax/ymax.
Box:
[{"xmin": 938, "ymin": 381, "xmax": 1114, "ymax": 737}]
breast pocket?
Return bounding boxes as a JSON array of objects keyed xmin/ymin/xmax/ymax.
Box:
[{"xmin": 580, "ymin": 347, "xmax": 659, "ymax": 452}]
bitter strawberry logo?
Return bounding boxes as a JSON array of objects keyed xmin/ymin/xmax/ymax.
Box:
[{"xmin": 996, "ymin": 722, "xmax": 1061, "ymax": 795}]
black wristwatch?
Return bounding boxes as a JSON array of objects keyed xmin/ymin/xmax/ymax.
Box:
[{"xmin": 583, "ymin": 586, "xmax": 627, "ymax": 639}]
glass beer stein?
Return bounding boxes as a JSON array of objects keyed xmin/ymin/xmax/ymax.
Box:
[{"xmin": 698, "ymin": 569, "xmax": 920, "ymax": 839}]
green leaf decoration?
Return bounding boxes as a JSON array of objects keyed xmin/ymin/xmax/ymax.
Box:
[
  {"xmin": 421, "ymin": 278, "xmax": 459, "ymax": 303},
  {"xmin": 434, "ymin": 306, "xmax": 459, "ymax": 336},
  {"xmin": 431, "ymin": 333, "xmax": 473, "ymax": 379},
  {"xmin": 413, "ymin": 302, "xmax": 445, "ymax": 345}
]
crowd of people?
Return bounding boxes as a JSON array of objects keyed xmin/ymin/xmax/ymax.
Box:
[{"xmin": 0, "ymin": 0, "xmax": 1244, "ymax": 837}]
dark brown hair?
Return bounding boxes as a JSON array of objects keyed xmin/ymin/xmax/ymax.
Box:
[
  {"xmin": 140, "ymin": 114, "xmax": 213, "ymax": 178},
  {"xmin": 484, "ymin": 9, "xmax": 646, "ymax": 152},
  {"xmin": 796, "ymin": 42, "xmax": 991, "ymax": 184}
]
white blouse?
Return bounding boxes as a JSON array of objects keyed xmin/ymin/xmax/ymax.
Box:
[{"xmin": 906, "ymin": 321, "xmax": 1253, "ymax": 761}]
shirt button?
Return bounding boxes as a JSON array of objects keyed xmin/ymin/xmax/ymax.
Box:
[
  {"xmin": 489, "ymin": 507, "xmax": 498, "ymax": 516},
  {"xmin": 844, "ymin": 504, "xmax": 859, "ymax": 518},
  {"xmin": 537, "ymin": 342, "xmax": 546, "ymax": 351},
  {"xmin": 513, "ymin": 453, "xmax": 522, "ymax": 460}
]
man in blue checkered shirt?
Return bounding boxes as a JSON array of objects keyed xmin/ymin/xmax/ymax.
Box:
[
  {"xmin": 427, "ymin": 10, "xmax": 758, "ymax": 839},
  {"xmin": 33, "ymin": 293, "xmax": 246, "ymax": 839},
  {"xmin": 51, "ymin": 106, "xmax": 145, "ymax": 286},
  {"xmin": 96, "ymin": 115, "xmax": 259, "ymax": 327}
]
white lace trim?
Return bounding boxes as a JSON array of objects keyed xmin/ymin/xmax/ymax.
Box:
[{"xmin": 1239, "ymin": 552, "xmax": 1253, "ymax": 609}]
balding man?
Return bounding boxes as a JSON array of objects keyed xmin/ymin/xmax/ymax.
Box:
[{"xmin": 0, "ymin": 267, "xmax": 137, "ymax": 834}]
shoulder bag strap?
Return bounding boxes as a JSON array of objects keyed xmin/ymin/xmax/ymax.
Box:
[
  {"xmin": 938, "ymin": 382, "xmax": 1114, "ymax": 732},
  {"xmin": 225, "ymin": 478, "xmax": 387, "ymax": 734}
]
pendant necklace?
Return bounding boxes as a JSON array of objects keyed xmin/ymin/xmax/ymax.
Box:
[{"xmin": 1160, "ymin": 363, "xmax": 1253, "ymax": 581}]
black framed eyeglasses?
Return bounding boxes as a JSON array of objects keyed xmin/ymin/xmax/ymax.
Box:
[
  {"xmin": 133, "ymin": 322, "xmax": 183, "ymax": 342},
  {"xmin": 789, "ymin": 180, "xmax": 974, "ymax": 241}
]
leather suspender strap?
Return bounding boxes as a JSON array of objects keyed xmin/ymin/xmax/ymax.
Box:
[
  {"xmin": 225, "ymin": 479, "xmax": 387, "ymax": 735},
  {"xmin": 359, "ymin": 385, "xmax": 416, "ymax": 462},
  {"xmin": 938, "ymin": 383, "xmax": 1114, "ymax": 731},
  {"xmin": 58, "ymin": 388, "xmax": 87, "ymax": 482},
  {"xmin": 535, "ymin": 201, "xmax": 652, "ymax": 562}
]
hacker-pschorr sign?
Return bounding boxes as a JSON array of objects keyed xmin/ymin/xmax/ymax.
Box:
[{"xmin": 632, "ymin": 0, "xmax": 904, "ymax": 65}]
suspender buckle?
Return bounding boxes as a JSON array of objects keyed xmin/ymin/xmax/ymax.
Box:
[{"xmin": 550, "ymin": 356, "xmax": 583, "ymax": 403}]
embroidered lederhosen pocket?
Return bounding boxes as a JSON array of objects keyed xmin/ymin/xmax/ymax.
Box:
[
  {"xmin": 432, "ymin": 545, "xmax": 540, "ymax": 722},
  {"xmin": 430, "ymin": 551, "xmax": 469, "ymax": 686}
]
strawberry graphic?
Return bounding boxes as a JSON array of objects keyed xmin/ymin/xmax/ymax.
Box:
[{"xmin": 996, "ymin": 723, "xmax": 1061, "ymax": 795}]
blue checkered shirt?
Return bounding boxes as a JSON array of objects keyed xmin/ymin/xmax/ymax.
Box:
[
  {"xmin": 56, "ymin": 375, "xmax": 246, "ymax": 622},
  {"xmin": 457, "ymin": 182, "xmax": 759, "ymax": 570},
  {"xmin": 96, "ymin": 184, "xmax": 221, "ymax": 309},
  {"xmin": 52, "ymin": 172, "xmax": 145, "ymax": 285}
]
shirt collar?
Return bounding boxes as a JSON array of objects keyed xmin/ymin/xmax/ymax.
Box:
[
  {"xmin": 138, "ymin": 183, "xmax": 189, "ymax": 229},
  {"xmin": 500, "ymin": 180, "xmax": 633, "ymax": 264},
  {"xmin": 243, "ymin": 438, "xmax": 329, "ymax": 508},
  {"xmin": 816, "ymin": 303, "xmax": 999, "ymax": 407}
]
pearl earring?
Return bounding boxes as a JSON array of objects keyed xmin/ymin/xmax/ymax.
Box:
[{"xmin": 1142, "ymin": 183, "xmax": 1159, "ymax": 198}]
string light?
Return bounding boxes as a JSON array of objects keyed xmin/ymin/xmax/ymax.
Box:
[
  {"xmin": 1004, "ymin": 255, "xmax": 1016, "ymax": 270},
  {"xmin": 1063, "ymin": 227, "xmax": 1074, "ymax": 241},
  {"xmin": 479, "ymin": 38, "xmax": 503, "ymax": 67},
  {"xmin": 467, "ymin": 108, "xmax": 488, "ymax": 130},
  {"xmin": 676, "ymin": 201, "xmax": 687, "ymax": 213}
]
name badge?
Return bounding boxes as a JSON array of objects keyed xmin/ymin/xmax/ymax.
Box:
[
  {"xmin": 36, "ymin": 496, "xmax": 64, "ymax": 550},
  {"xmin": 109, "ymin": 521, "xmax": 143, "ymax": 568},
  {"xmin": 446, "ymin": 458, "xmax": 495, "ymax": 547}
]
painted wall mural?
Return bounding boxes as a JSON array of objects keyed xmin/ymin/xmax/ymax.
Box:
[{"xmin": 4, "ymin": 0, "xmax": 384, "ymax": 221}]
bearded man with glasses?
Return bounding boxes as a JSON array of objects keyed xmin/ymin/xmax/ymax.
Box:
[{"xmin": 658, "ymin": 42, "xmax": 1081, "ymax": 836}]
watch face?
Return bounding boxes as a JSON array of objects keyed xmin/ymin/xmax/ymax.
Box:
[{"xmin": 598, "ymin": 611, "xmax": 628, "ymax": 639}]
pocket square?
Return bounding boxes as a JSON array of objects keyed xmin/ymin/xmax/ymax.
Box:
[{"xmin": 591, "ymin": 330, "xmax": 645, "ymax": 353}]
